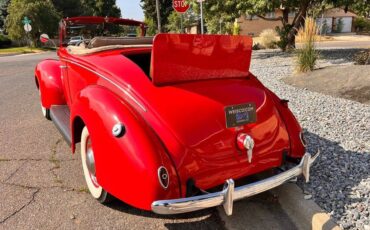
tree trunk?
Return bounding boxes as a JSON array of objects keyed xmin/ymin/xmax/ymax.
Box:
[
  {"xmin": 286, "ymin": 1, "xmax": 310, "ymax": 49},
  {"xmin": 282, "ymin": 8, "xmax": 289, "ymax": 26}
]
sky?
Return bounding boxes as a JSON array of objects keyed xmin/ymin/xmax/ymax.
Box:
[{"xmin": 117, "ymin": 0, "xmax": 145, "ymax": 21}]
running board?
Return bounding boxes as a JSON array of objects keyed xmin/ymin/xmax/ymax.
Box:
[{"xmin": 50, "ymin": 105, "xmax": 72, "ymax": 146}]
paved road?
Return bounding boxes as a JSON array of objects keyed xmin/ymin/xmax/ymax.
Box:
[{"xmin": 0, "ymin": 52, "xmax": 298, "ymax": 230}]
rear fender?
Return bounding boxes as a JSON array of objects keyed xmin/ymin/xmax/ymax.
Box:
[
  {"xmin": 34, "ymin": 59, "xmax": 65, "ymax": 107},
  {"xmin": 264, "ymin": 86, "xmax": 305, "ymax": 159},
  {"xmin": 71, "ymin": 85, "xmax": 180, "ymax": 210}
]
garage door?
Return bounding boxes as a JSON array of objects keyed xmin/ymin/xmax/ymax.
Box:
[{"xmin": 335, "ymin": 17, "xmax": 352, "ymax": 33}]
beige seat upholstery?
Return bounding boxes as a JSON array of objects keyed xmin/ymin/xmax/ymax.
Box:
[
  {"xmin": 67, "ymin": 36, "xmax": 153, "ymax": 56},
  {"xmin": 88, "ymin": 37, "xmax": 153, "ymax": 48},
  {"xmin": 67, "ymin": 44, "xmax": 152, "ymax": 56}
]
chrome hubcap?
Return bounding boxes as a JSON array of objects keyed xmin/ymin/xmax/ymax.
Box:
[{"xmin": 86, "ymin": 138, "xmax": 99, "ymax": 187}]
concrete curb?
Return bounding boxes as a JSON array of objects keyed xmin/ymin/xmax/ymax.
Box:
[
  {"xmin": 218, "ymin": 183, "xmax": 340, "ymax": 230},
  {"xmin": 274, "ymin": 183, "xmax": 340, "ymax": 230}
]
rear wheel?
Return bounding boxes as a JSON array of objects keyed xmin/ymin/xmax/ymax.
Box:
[{"xmin": 81, "ymin": 126, "xmax": 112, "ymax": 203}]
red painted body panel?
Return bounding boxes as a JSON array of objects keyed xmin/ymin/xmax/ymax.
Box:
[
  {"xmin": 35, "ymin": 27, "xmax": 305, "ymax": 211},
  {"xmin": 35, "ymin": 59, "xmax": 66, "ymax": 108},
  {"xmin": 151, "ymin": 34, "xmax": 252, "ymax": 86},
  {"xmin": 70, "ymin": 86, "xmax": 180, "ymax": 209}
]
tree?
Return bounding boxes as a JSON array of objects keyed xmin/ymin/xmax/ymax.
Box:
[
  {"xmin": 166, "ymin": 8, "xmax": 198, "ymax": 33},
  {"xmin": 0, "ymin": 0, "xmax": 10, "ymax": 31},
  {"xmin": 188, "ymin": 0, "xmax": 240, "ymax": 34},
  {"xmin": 82, "ymin": 0, "xmax": 121, "ymax": 17},
  {"xmin": 144, "ymin": 17, "xmax": 157, "ymax": 35},
  {"xmin": 167, "ymin": 11, "xmax": 182, "ymax": 33},
  {"xmin": 6, "ymin": 0, "xmax": 60, "ymax": 46},
  {"xmin": 189, "ymin": 0, "xmax": 363, "ymax": 50},
  {"xmin": 233, "ymin": 19, "xmax": 240, "ymax": 35},
  {"xmin": 51, "ymin": 0, "xmax": 85, "ymax": 17},
  {"xmin": 141, "ymin": 0, "xmax": 173, "ymax": 32}
]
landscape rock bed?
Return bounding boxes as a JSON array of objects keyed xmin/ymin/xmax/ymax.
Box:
[{"xmin": 250, "ymin": 49, "xmax": 370, "ymax": 230}]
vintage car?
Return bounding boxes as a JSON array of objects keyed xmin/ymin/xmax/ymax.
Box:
[
  {"xmin": 35, "ymin": 16, "xmax": 319, "ymax": 215},
  {"xmin": 68, "ymin": 36, "xmax": 84, "ymax": 46}
]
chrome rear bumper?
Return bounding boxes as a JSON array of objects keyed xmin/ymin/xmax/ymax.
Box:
[{"xmin": 152, "ymin": 151, "xmax": 320, "ymax": 216}]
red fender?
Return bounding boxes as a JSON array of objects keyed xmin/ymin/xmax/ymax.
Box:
[
  {"xmin": 70, "ymin": 85, "xmax": 180, "ymax": 210},
  {"xmin": 34, "ymin": 59, "xmax": 66, "ymax": 107},
  {"xmin": 264, "ymin": 87, "xmax": 305, "ymax": 159}
]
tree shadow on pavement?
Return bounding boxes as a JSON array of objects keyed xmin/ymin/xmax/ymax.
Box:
[
  {"xmin": 252, "ymin": 50, "xmax": 293, "ymax": 60},
  {"xmin": 105, "ymin": 198, "xmax": 223, "ymax": 219},
  {"xmin": 105, "ymin": 200, "xmax": 224, "ymax": 229},
  {"xmin": 298, "ymin": 131, "xmax": 370, "ymax": 228}
]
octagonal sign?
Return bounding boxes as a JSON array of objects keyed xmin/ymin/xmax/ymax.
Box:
[{"xmin": 173, "ymin": 0, "xmax": 190, "ymax": 14}]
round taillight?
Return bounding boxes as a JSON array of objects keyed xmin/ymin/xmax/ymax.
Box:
[{"xmin": 158, "ymin": 167, "xmax": 169, "ymax": 189}]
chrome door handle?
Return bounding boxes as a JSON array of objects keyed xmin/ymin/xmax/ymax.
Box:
[{"xmin": 60, "ymin": 65, "xmax": 68, "ymax": 69}]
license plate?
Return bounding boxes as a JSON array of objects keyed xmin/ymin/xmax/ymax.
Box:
[{"xmin": 225, "ymin": 103, "xmax": 257, "ymax": 128}]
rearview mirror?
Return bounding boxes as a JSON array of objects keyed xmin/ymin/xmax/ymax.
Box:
[{"xmin": 40, "ymin": 34, "xmax": 50, "ymax": 43}]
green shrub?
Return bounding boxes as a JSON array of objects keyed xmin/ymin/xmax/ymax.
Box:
[
  {"xmin": 296, "ymin": 17, "xmax": 319, "ymax": 72},
  {"xmin": 335, "ymin": 18, "xmax": 344, "ymax": 33},
  {"xmin": 320, "ymin": 19, "xmax": 330, "ymax": 35},
  {"xmin": 354, "ymin": 17, "xmax": 370, "ymax": 32},
  {"xmin": 259, "ymin": 29, "xmax": 278, "ymax": 49},
  {"xmin": 252, "ymin": 42, "xmax": 261, "ymax": 50},
  {"xmin": 275, "ymin": 25, "xmax": 292, "ymax": 51},
  {"xmin": 0, "ymin": 35, "xmax": 12, "ymax": 48}
]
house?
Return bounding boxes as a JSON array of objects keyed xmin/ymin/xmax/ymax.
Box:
[
  {"xmin": 238, "ymin": 7, "xmax": 358, "ymax": 36},
  {"xmin": 316, "ymin": 8, "xmax": 357, "ymax": 33},
  {"xmin": 238, "ymin": 9, "xmax": 295, "ymax": 36}
]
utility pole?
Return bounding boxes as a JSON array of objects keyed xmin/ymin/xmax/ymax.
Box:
[
  {"xmin": 200, "ymin": 0, "xmax": 204, "ymax": 34},
  {"xmin": 155, "ymin": 0, "xmax": 162, "ymax": 33}
]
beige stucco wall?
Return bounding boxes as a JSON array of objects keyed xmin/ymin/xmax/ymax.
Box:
[{"xmin": 238, "ymin": 9, "xmax": 293, "ymax": 36}]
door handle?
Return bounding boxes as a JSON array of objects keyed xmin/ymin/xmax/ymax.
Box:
[{"xmin": 60, "ymin": 65, "xmax": 68, "ymax": 69}]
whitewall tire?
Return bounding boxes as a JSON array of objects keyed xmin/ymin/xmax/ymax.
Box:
[
  {"xmin": 81, "ymin": 126, "xmax": 112, "ymax": 203},
  {"xmin": 38, "ymin": 89, "xmax": 50, "ymax": 120}
]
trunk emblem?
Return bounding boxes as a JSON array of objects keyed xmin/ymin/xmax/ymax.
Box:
[{"xmin": 237, "ymin": 134, "xmax": 255, "ymax": 163}]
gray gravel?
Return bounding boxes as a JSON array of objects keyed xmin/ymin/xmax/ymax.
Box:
[{"xmin": 250, "ymin": 49, "xmax": 370, "ymax": 230}]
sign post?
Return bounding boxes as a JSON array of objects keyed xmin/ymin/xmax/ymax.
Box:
[
  {"xmin": 22, "ymin": 17, "xmax": 32, "ymax": 48},
  {"xmin": 155, "ymin": 0, "xmax": 161, "ymax": 32},
  {"xmin": 196, "ymin": 0, "xmax": 205, "ymax": 34},
  {"xmin": 172, "ymin": 0, "xmax": 190, "ymax": 33}
]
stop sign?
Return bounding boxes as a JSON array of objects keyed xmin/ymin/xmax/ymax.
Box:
[{"xmin": 172, "ymin": 0, "xmax": 190, "ymax": 14}]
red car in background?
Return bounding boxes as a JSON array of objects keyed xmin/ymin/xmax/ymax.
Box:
[{"xmin": 35, "ymin": 16, "xmax": 319, "ymax": 215}]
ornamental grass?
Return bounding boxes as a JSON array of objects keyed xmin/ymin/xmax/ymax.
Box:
[{"xmin": 296, "ymin": 17, "xmax": 319, "ymax": 72}]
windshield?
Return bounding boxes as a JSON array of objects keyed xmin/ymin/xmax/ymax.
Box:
[
  {"xmin": 64, "ymin": 22, "xmax": 141, "ymax": 47},
  {"xmin": 60, "ymin": 17, "xmax": 146, "ymax": 47}
]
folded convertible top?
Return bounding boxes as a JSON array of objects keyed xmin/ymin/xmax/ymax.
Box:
[{"xmin": 151, "ymin": 34, "xmax": 252, "ymax": 86}]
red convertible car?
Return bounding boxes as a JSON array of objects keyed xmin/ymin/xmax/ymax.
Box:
[{"xmin": 35, "ymin": 16, "xmax": 319, "ymax": 215}]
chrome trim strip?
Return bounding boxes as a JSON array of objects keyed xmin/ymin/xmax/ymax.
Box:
[
  {"xmin": 152, "ymin": 150, "xmax": 320, "ymax": 216},
  {"xmin": 61, "ymin": 58, "xmax": 147, "ymax": 112}
]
